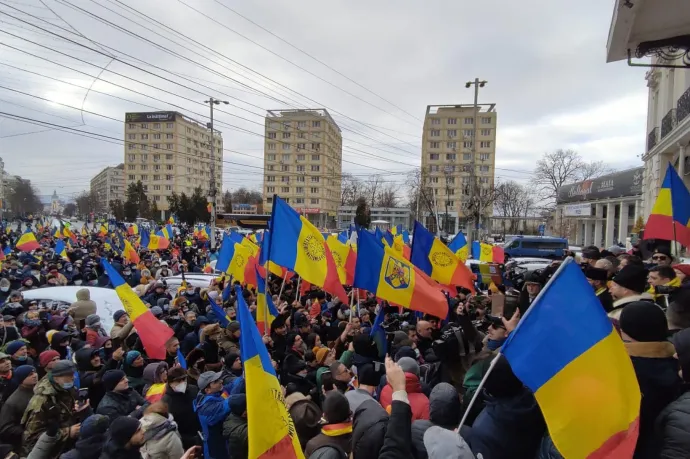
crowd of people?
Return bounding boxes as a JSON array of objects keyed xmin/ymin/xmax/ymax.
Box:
[{"xmin": 0, "ymin": 219, "xmax": 689, "ymax": 459}]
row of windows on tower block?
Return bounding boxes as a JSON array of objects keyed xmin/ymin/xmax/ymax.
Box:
[
  {"xmin": 429, "ymin": 117, "xmax": 494, "ymax": 126},
  {"xmin": 429, "ymin": 153, "xmax": 492, "ymax": 161}
]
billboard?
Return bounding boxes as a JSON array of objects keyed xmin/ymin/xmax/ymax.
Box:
[
  {"xmin": 125, "ymin": 112, "xmax": 177, "ymax": 123},
  {"xmin": 563, "ymin": 203, "xmax": 592, "ymax": 217},
  {"xmin": 556, "ymin": 167, "xmax": 643, "ymax": 204},
  {"xmin": 297, "ymin": 208, "xmax": 320, "ymax": 214},
  {"xmin": 231, "ymin": 203, "xmax": 258, "ymax": 214}
]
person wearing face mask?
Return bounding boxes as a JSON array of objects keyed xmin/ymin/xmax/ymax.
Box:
[
  {"xmin": 28, "ymin": 263, "xmax": 44, "ymax": 286},
  {"xmin": 50, "ymin": 331, "xmax": 73, "ymax": 360},
  {"xmin": 68, "ymin": 273, "xmax": 84, "ymax": 287},
  {"xmin": 122, "ymin": 266, "xmax": 140, "ymax": 288},
  {"xmin": 0, "ymin": 365, "xmax": 37, "ymax": 452},
  {"xmin": 5, "ymin": 340, "xmax": 33, "ymax": 370},
  {"xmin": 181, "ymin": 286, "xmax": 203, "ymax": 310},
  {"xmin": 22, "ymin": 360, "xmax": 91, "ymax": 457},
  {"xmin": 0, "ymin": 279, "xmax": 11, "ymax": 304},
  {"xmin": 61, "ymin": 262, "xmax": 74, "ymax": 282},
  {"xmin": 173, "ymin": 311, "xmax": 198, "ymax": 342}
]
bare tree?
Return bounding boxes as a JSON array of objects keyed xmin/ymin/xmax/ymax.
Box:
[
  {"xmin": 405, "ymin": 168, "xmax": 436, "ymax": 225},
  {"xmin": 340, "ymin": 173, "xmax": 363, "ymax": 206},
  {"xmin": 532, "ymin": 149, "xmax": 614, "ymax": 211},
  {"xmin": 494, "ymin": 181, "xmax": 535, "ymax": 233},
  {"xmin": 376, "ymin": 183, "xmax": 398, "ymax": 207}
]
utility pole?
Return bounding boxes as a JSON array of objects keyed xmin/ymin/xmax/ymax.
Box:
[
  {"xmin": 465, "ymin": 78, "xmax": 487, "ymax": 243},
  {"xmin": 205, "ymin": 97, "xmax": 229, "ymax": 250}
]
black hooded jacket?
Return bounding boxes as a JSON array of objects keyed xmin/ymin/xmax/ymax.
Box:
[{"xmin": 351, "ymin": 399, "xmax": 389, "ymax": 459}]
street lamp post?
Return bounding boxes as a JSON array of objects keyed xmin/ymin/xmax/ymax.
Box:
[
  {"xmin": 465, "ymin": 78, "xmax": 487, "ymax": 243},
  {"xmin": 204, "ymin": 97, "xmax": 229, "ymax": 250}
]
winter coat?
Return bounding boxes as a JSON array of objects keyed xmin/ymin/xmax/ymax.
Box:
[
  {"xmin": 68, "ymin": 289, "xmax": 97, "ymax": 321},
  {"xmin": 109, "ymin": 320, "xmax": 135, "ymax": 342},
  {"xmin": 304, "ymin": 424, "xmax": 353, "ymax": 458},
  {"xmin": 161, "ymin": 384, "xmax": 201, "ymax": 449},
  {"xmin": 536, "ymin": 434, "xmax": 564, "ymax": 459},
  {"xmin": 195, "ymin": 392, "xmax": 231, "ymax": 459},
  {"xmin": 22, "ymin": 376, "xmax": 83, "ymax": 457},
  {"xmin": 222, "ymin": 413, "xmax": 249, "ymax": 459},
  {"xmin": 96, "ymin": 388, "xmax": 147, "ymax": 421},
  {"xmin": 654, "ymin": 390, "xmax": 690, "ymax": 459},
  {"xmin": 139, "ymin": 412, "xmax": 185, "ymax": 459},
  {"xmin": 27, "ymin": 431, "xmax": 59, "ymax": 459},
  {"xmin": 410, "ymin": 382, "xmax": 462, "ymax": 459},
  {"xmin": 464, "ymin": 389, "xmax": 545, "ymax": 459},
  {"xmin": 379, "ymin": 400, "xmax": 413, "ymax": 459},
  {"xmin": 61, "ymin": 432, "xmax": 108, "ymax": 459},
  {"xmin": 99, "ymin": 441, "xmax": 143, "ymax": 459},
  {"xmin": 0, "ymin": 385, "xmax": 33, "ymax": 449},
  {"xmin": 379, "ymin": 373, "xmax": 430, "ymax": 421},
  {"xmin": 351, "ymin": 399, "xmax": 389, "ymax": 459},
  {"xmin": 626, "ymin": 341, "xmax": 683, "ymax": 459}
]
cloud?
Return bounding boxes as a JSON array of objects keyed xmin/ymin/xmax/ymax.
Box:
[{"xmin": 0, "ymin": 0, "xmax": 647, "ymax": 201}]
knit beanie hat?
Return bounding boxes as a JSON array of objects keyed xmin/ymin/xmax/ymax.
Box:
[
  {"xmin": 46, "ymin": 330, "xmax": 58, "ymax": 345},
  {"xmin": 429, "ymin": 383, "xmax": 461, "ymax": 428},
  {"xmin": 109, "ymin": 416, "xmax": 141, "ymax": 445},
  {"xmin": 394, "ymin": 346, "xmax": 416, "ymax": 362},
  {"xmin": 85, "ymin": 314, "xmax": 101, "ymax": 328},
  {"xmin": 322, "ymin": 391, "xmax": 350, "ymax": 424},
  {"xmin": 6, "ymin": 340, "xmax": 25, "ymax": 356},
  {"xmin": 80, "ymin": 414, "xmax": 110, "ymax": 438},
  {"xmin": 397, "ymin": 356, "xmax": 420, "ymax": 377},
  {"xmin": 314, "ymin": 347, "xmax": 329, "ymax": 366},
  {"xmin": 612, "ymin": 265, "xmax": 648, "ymax": 293},
  {"xmin": 125, "ymin": 350, "xmax": 141, "ymax": 366},
  {"xmin": 51, "ymin": 360, "xmax": 76, "ymax": 377},
  {"xmin": 102, "ymin": 369, "xmax": 126, "ymax": 392},
  {"xmin": 150, "ymin": 306, "xmax": 163, "ymax": 317},
  {"xmin": 12, "ymin": 365, "xmax": 35, "ymax": 384},
  {"xmin": 620, "ymin": 301, "xmax": 668, "ymax": 342},
  {"xmin": 673, "ymin": 264, "xmax": 690, "ymax": 278},
  {"xmin": 484, "ymin": 355, "xmax": 523, "ymax": 398},
  {"xmin": 113, "ymin": 310, "xmax": 127, "ymax": 322}
]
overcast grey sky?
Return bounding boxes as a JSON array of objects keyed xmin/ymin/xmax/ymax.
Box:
[{"xmin": 0, "ymin": 0, "xmax": 646, "ymax": 201}]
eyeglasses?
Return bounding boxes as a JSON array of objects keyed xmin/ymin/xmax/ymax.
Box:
[{"xmin": 652, "ymin": 256, "xmax": 668, "ymax": 260}]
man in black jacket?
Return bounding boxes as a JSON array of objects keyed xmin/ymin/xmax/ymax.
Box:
[
  {"xmin": 585, "ymin": 267, "xmax": 614, "ymax": 313},
  {"xmin": 0, "ymin": 365, "xmax": 37, "ymax": 451},
  {"xmin": 161, "ymin": 367, "xmax": 200, "ymax": 450},
  {"xmin": 96, "ymin": 370, "xmax": 147, "ymax": 421}
]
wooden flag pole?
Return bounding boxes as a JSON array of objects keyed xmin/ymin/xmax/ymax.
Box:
[{"xmin": 278, "ymin": 270, "xmax": 289, "ymax": 300}]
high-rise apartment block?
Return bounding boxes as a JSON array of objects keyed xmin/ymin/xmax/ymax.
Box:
[
  {"xmin": 262, "ymin": 109, "xmax": 342, "ymax": 226},
  {"xmin": 421, "ymin": 104, "xmax": 497, "ymax": 233},
  {"xmin": 90, "ymin": 163, "xmax": 125, "ymax": 212},
  {"xmin": 124, "ymin": 111, "xmax": 222, "ymax": 211}
]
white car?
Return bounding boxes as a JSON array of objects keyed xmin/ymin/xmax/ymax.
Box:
[
  {"xmin": 160, "ymin": 273, "xmax": 220, "ymax": 297},
  {"xmin": 22, "ymin": 286, "xmax": 124, "ymax": 332}
]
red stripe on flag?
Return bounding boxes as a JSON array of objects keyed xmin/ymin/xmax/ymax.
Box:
[
  {"xmin": 256, "ymin": 434, "xmax": 300, "ymax": 459},
  {"xmin": 321, "ymin": 240, "xmax": 348, "ymax": 300},
  {"xmin": 409, "ymin": 267, "xmax": 449, "ymax": 319},
  {"xmin": 132, "ymin": 310, "xmax": 173, "ymax": 360},
  {"xmin": 587, "ymin": 417, "xmax": 639, "ymax": 459}
]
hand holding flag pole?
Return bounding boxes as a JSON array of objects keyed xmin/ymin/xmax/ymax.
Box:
[{"xmin": 458, "ymin": 258, "xmax": 571, "ymax": 429}]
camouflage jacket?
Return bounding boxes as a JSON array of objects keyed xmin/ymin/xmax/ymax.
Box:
[{"xmin": 21, "ymin": 376, "xmax": 78, "ymax": 457}]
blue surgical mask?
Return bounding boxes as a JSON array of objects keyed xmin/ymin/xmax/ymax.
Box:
[
  {"xmin": 61, "ymin": 382, "xmax": 74, "ymax": 389},
  {"xmin": 15, "ymin": 355, "xmax": 27, "ymax": 361}
]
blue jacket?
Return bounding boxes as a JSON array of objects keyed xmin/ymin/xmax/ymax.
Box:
[
  {"xmin": 194, "ymin": 391, "xmax": 231, "ymax": 459},
  {"xmin": 465, "ymin": 389, "xmax": 545, "ymax": 459}
]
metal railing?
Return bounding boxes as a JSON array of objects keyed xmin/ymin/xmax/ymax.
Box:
[
  {"xmin": 678, "ymin": 86, "xmax": 690, "ymax": 124},
  {"xmin": 661, "ymin": 109, "xmax": 677, "ymax": 139},
  {"xmin": 647, "ymin": 127, "xmax": 659, "ymax": 151}
]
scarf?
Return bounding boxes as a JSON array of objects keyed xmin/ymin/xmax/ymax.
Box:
[{"xmin": 321, "ymin": 421, "xmax": 352, "ymax": 437}]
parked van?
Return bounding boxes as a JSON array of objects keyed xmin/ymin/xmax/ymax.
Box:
[{"xmin": 503, "ymin": 236, "xmax": 568, "ymax": 259}]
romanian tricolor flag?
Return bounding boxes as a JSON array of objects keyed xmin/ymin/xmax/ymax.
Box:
[
  {"xmin": 643, "ymin": 164, "xmax": 690, "ymax": 247},
  {"xmin": 230, "ymin": 232, "xmax": 260, "ymax": 259},
  {"xmin": 167, "ymin": 215, "xmax": 177, "ymax": 225},
  {"xmin": 159, "ymin": 224, "xmax": 173, "ymax": 240},
  {"xmin": 145, "ymin": 382, "xmax": 166, "ymax": 403},
  {"xmin": 61, "ymin": 222, "xmax": 77, "ymax": 242},
  {"xmin": 53, "ymin": 226, "xmax": 63, "ymax": 240},
  {"xmin": 326, "ymin": 235, "xmax": 356, "ymax": 285},
  {"xmin": 410, "ymin": 221, "xmax": 475, "ymax": 293},
  {"xmin": 123, "ymin": 239, "xmax": 140, "ymax": 264},
  {"xmin": 236, "ymin": 285, "xmax": 304, "ymax": 459},
  {"xmin": 128, "ymin": 224, "xmax": 139, "ymax": 236},
  {"xmin": 216, "ymin": 233, "xmax": 257, "ymax": 285},
  {"xmin": 16, "ymin": 230, "xmax": 40, "ymax": 252},
  {"xmin": 55, "ymin": 239, "xmax": 69, "ymax": 261},
  {"xmin": 501, "ymin": 258, "xmax": 640, "ymax": 458},
  {"xmin": 256, "ymin": 267, "xmax": 279, "ymax": 335},
  {"xmin": 140, "ymin": 230, "xmax": 170, "ymax": 250},
  {"xmin": 98, "ymin": 224, "xmax": 108, "ymax": 237},
  {"xmin": 268, "ymin": 196, "xmax": 347, "ymax": 301},
  {"xmin": 257, "ymin": 230, "xmax": 291, "ymax": 279},
  {"xmin": 101, "ymin": 260, "xmax": 173, "ymax": 360},
  {"xmin": 354, "ymin": 229, "xmax": 448, "ymax": 319},
  {"xmin": 448, "ymin": 232, "xmax": 469, "ymax": 261},
  {"xmin": 471, "ymin": 241, "xmax": 505, "ymax": 264}
]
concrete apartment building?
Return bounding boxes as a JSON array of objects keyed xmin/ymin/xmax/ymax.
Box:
[
  {"xmin": 420, "ymin": 104, "xmax": 498, "ymax": 234},
  {"xmin": 124, "ymin": 111, "xmax": 223, "ymax": 211},
  {"xmin": 90, "ymin": 163, "xmax": 125, "ymax": 211},
  {"xmin": 262, "ymin": 109, "xmax": 342, "ymax": 227}
]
